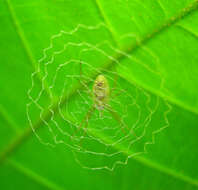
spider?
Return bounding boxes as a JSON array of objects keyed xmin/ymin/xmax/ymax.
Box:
[{"xmin": 78, "ymin": 61, "xmax": 128, "ymax": 135}]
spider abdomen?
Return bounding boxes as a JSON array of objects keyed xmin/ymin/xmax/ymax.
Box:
[{"xmin": 93, "ymin": 75, "xmax": 110, "ymax": 110}]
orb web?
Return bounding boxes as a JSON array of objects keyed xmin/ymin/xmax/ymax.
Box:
[{"xmin": 27, "ymin": 23, "xmax": 172, "ymax": 170}]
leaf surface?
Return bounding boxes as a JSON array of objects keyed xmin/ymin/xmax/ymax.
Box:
[{"xmin": 1, "ymin": 0, "xmax": 198, "ymax": 189}]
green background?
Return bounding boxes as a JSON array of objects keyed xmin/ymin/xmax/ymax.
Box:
[{"xmin": 1, "ymin": 0, "xmax": 198, "ymax": 189}]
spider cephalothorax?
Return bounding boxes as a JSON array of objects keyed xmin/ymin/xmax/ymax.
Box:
[{"xmin": 93, "ymin": 75, "xmax": 110, "ymax": 110}]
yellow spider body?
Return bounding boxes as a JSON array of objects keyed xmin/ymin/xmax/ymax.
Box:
[{"xmin": 93, "ymin": 75, "xmax": 110, "ymax": 110}]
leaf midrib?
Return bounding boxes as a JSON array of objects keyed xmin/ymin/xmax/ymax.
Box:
[{"xmin": 1, "ymin": 0, "xmax": 198, "ymax": 188}]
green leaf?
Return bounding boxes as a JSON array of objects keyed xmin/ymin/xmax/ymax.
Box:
[{"xmin": 1, "ymin": 0, "xmax": 198, "ymax": 189}]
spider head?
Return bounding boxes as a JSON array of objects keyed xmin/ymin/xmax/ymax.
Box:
[{"xmin": 94, "ymin": 75, "xmax": 107, "ymax": 90}]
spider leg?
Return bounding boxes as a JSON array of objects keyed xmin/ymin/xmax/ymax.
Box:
[
  {"xmin": 110, "ymin": 67, "xmax": 119, "ymax": 96},
  {"xmin": 79, "ymin": 104, "xmax": 96, "ymax": 131},
  {"xmin": 104, "ymin": 104, "xmax": 127, "ymax": 134},
  {"xmin": 80, "ymin": 60, "xmax": 83, "ymax": 81},
  {"xmin": 79, "ymin": 60, "xmax": 95, "ymax": 97},
  {"xmin": 99, "ymin": 107, "xmax": 105, "ymax": 118},
  {"xmin": 77, "ymin": 104, "xmax": 95, "ymax": 148},
  {"xmin": 76, "ymin": 60, "xmax": 97, "ymax": 147},
  {"xmin": 110, "ymin": 89, "xmax": 123, "ymax": 99},
  {"xmin": 104, "ymin": 104, "xmax": 137, "ymax": 137}
]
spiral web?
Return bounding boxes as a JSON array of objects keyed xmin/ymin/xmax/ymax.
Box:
[{"xmin": 27, "ymin": 23, "xmax": 172, "ymax": 171}]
